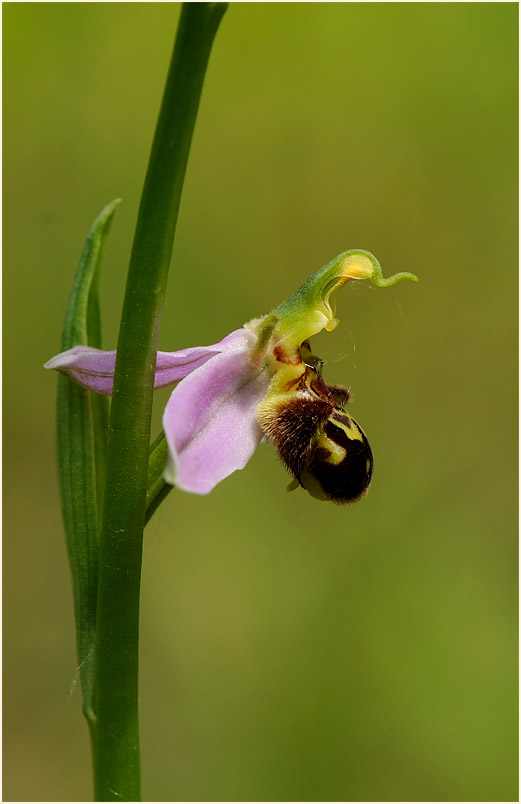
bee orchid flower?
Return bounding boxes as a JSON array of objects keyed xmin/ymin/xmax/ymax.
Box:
[{"xmin": 45, "ymin": 250, "xmax": 418, "ymax": 502}]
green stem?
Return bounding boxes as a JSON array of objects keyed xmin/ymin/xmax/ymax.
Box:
[
  {"xmin": 146, "ymin": 483, "xmax": 173, "ymax": 526},
  {"xmin": 90, "ymin": 5, "xmax": 227, "ymax": 801},
  {"xmin": 145, "ymin": 432, "xmax": 173, "ymax": 526}
]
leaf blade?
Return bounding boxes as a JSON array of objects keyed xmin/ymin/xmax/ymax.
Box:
[{"xmin": 56, "ymin": 199, "xmax": 120, "ymax": 710}]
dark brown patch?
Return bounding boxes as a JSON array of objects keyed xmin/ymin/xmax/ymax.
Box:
[
  {"xmin": 273, "ymin": 345, "xmax": 303, "ymax": 365},
  {"xmin": 332, "ymin": 412, "xmax": 352, "ymax": 427},
  {"xmin": 309, "ymin": 372, "xmax": 335, "ymax": 401},
  {"xmin": 283, "ymin": 376, "xmax": 302, "ymax": 393},
  {"xmin": 263, "ymin": 395, "xmax": 331, "ymax": 477},
  {"xmin": 312, "ymin": 446, "xmax": 332, "ymax": 463}
]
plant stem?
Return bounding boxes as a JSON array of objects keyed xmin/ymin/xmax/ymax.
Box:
[
  {"xmin": 90, "ymin": 5, "xmax": 227, "ymax": 800},
  {"xmin": 145, "ymin": 432, "xmax": 173, "ymax": 525}
]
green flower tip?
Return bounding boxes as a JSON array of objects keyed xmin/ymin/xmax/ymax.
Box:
[
  {"xmin": 336, "ymin": 249, "xmax": 419, "ymax": 287},
  {"xmin": 272, "ymin": 249, "xmax": 419, "ymax": 346}
]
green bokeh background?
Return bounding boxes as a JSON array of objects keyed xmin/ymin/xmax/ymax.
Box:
[{"xmin": 3, "ymin": 3, "xmax": 518, "ymax": 801}]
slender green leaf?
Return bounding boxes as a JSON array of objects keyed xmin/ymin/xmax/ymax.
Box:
[{"xmin": 56, "ymin": 199, "xmax": 120, "ymax": 717}]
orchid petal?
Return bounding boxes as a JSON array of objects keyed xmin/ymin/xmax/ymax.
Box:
[
  {"xmin": 44, "ymin": 329, "xmax": 249, "ymax": 395},
  {"xmin": 163, "ymin": 332, "xmax": 270, "ymax": 494}
]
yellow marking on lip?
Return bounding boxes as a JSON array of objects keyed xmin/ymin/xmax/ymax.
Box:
[
  {"xmin": 332, "ymin": 418, "xmax": 364, "ymax": 443},
  {"xmin": 321, "ymin": 439, "xmax": 346, "ymax": 465}
]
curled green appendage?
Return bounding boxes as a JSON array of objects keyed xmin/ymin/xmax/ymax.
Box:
[
  {"xmin": 268, "ymin": 249, "xmax": 418, "ymax": 349},
  {"xmin": 367, "ymin": 253, "xmax": 419, "ymax": 287}
]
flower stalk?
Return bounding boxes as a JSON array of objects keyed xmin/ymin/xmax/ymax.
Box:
[
  {"xmin": 145, "ymin": 432, "xmax": 172, "ymax": 525},
  {"xmin": 88, "ymin": 4, "xmax": 227, "ymax": 800}
]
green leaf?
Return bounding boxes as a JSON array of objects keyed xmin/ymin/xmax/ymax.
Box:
[{"xmin": 56, "ymin": 198, "xmax": 120, "ymax": 717}]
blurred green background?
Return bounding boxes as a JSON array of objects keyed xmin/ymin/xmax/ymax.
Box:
[{"xmin": 3, "ymin": 3, "xmax": 518, "ymax": 801}]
